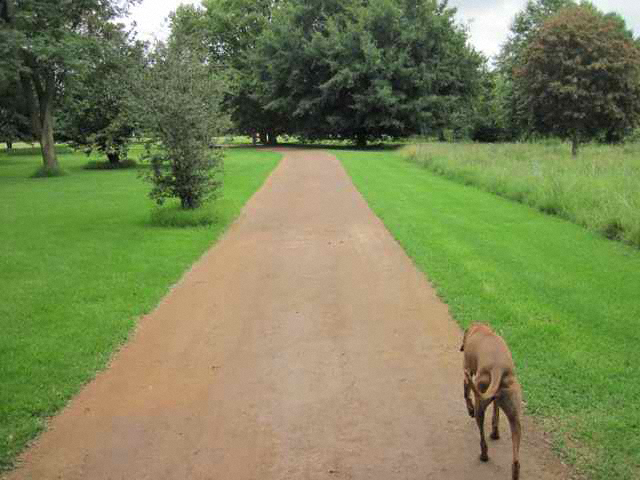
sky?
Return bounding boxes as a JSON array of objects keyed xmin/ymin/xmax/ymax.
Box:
[{"xmin": 127, "ymin": 0, "xmax": 640, "ymax": 61}]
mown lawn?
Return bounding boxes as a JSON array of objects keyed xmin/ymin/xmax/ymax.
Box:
[
  {"xmin": 336, "ymin": 149, "xmax": 640, "ymax": 480},
  {"xmin": 0, "ymin": 145, "xmax": 281, "ymax": 471}
]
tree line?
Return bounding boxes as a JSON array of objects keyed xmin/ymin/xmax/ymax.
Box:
[{"xmin": 1, "ymin": 0, "xmax": 640, "ymax": 203}]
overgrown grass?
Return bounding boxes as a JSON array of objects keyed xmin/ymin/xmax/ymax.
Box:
[
  {"xmin": 403, "ymin": 142, "xmax": 640, "ymax": 247},
  {"xmin": 150, "ymin": 202, "xmax": 216, "ymax": 227},
  {"xmin": 336, "ymin": 149, "xmax": 640, "ymax": 480},
  {"xmin": 0, "ymin": 145, "xmax": 281, "ymax": 471}
]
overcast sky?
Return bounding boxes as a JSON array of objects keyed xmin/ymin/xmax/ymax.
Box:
[{"xmin": 128, "ymin": 0, "xmax": 640, "ymax": 61}]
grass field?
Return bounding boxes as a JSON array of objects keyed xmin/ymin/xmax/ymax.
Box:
[
  {"xmin": 0, "ymin": 145, "xmax": 281, "ymax": 471},
  {"xmin": 403, "ymin": 142, "xmax": 640, "ymax": 248},
  {"xmin": 336, "ymin": 149, "xmax": 640, "ymax": 480}
]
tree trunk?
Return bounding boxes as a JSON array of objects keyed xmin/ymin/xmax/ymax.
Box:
[
  {"xmin": 107, "ymin": 151, "xmax": 120, "ymax": 165},
  {"xmin": 266, "ymin": 132, "xmax": 277, "ymax": 146},
  {"xmin": 259, "ymin": 131, "xmax": 267, "ymax": 144},
  {"xmin": 251, "ymin": 133, "xmax": 257, "ymax": 146},
  {"xmin": 571, "ymin": 134, "xmax": 579, "ymax": 157},
  {"xmin": 6, "ymin": 141, "xmax": 13, "ymax": 150},
  {"xmin": 21, "ymin": 70, "xmax": 59, "ymax": 171},
  {"xmin": 39, "ymin": 96, "xmax": 58, "ymax": 171},
  {"xmin": 356, "ymin": 133, "xmax": 367, "ymax": 148}
]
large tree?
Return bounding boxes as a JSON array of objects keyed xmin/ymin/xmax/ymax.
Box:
[
  {"xmin": 58, "ymin": 27, "xmax": 144, "ymax": 166},
  {"xmin": 252, "ymin": 0, "xmax": 482, "ymax": 145},
  {"xmin": 0, "ymin": 0, "xmax": 138, "ymax": 172},
  {"xmin": 495, "ymin": 0, "xmax": 575, "ymax": 140},
  {"xmin": 518, "ymin": 5, "xmax": 640, "ymax": 155},
  {"xmin": 170, "ymin": 0, "xmax": 283, "ymax": 144}
]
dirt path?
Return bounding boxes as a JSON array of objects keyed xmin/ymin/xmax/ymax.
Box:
[{"xmin": 7, "ymin": 150, "xmax": 569, "ymax": 480}]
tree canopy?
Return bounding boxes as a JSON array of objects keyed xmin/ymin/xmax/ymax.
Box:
[
  {"xmin": 518, "ymin": 4, "xmax": 640, "ymax": 155},
  {"xmin": 171, "ymin": 0, "xmax": 482, "ymax": 146},
  {"xmin": 0, "ymin": 0, "xmax": 139, "ymax": 171}
]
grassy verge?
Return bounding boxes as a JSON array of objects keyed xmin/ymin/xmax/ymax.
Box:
[
  {"xmin": 336, "ymin": 149, "xmax": 640, "ymax": 480},
  {"xmin": 403, "ymin": 142, "xmax": 640, "ymax": 247},
  {"xmin": 0, "ymin": 145, "xmax": 281, "ymax": 471}
]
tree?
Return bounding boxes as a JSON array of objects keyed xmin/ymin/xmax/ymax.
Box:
[
  {"xmin": 495, "ymin": 0, "xmax": 575, "ymax": 139},
  {"xmin": 170, "ymin": 0, "xmax": 283, "ymax": 144},
  {"xmin": 518, "ymin": 5, "xmax": 640, "ymax": 155},
  {"xmin": 136, "ymin": 43, "xmax": 228, "ymax": 209},
  {"xmin": 0, "ymin": 0, "xmax": 138, "ymax": 172},
  {"xmin": 0, "ymin": 77, "xmax": 32, "ymax": 149},
  {"xmin": 252, "ymin": 0, "xmax": 482, "ymax": 145},
  {"xmin": 58, "ymin": 27, "xmax": 144, "ymax": 166}
]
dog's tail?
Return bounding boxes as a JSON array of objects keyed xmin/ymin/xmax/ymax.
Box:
[{"xmin": 465, "ymin": 368, "xmax": 503, "ymax": 402}]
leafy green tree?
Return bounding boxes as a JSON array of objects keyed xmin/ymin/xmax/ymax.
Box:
[
  {"xmin": 252, "ymin": 0, "xmax": 482, "ymax": 145},
  {"xmin": 0, "ymin": 0, "xmax": 138, "ymax": 172},
  {"xmin": 0, "ymin": 77, "xmax": 32, "ymax": 149},
  {"xmin": 58, "ymin": 27, "xmax": 144, "ymax": 166},
  {"xmin": 518, "ymin": 5, "xmax": 640, "ymax": 155},
  {"xmin": 170, "ymin": 0, "xmax": 284, "ymax": 145},
  {"xmin": 495, "ymin": 0, "xmax": 575, "ymax": 139},
  {"xmin": 136, "ymin": 43, "xmax": 228, "ymax": 209}
]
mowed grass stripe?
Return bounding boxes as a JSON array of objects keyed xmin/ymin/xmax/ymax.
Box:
[
  {"xmin": 336, "ymin": 149, "xmax": 640, "ymax": 480},
  {"xmin": 0, "ymin": 146, "xmax": 281, "ymax": 471}
]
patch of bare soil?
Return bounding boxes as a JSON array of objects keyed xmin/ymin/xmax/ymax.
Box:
[{"xmin": 6, "ymin": 150, "xmax": 570, "ymax": 479}]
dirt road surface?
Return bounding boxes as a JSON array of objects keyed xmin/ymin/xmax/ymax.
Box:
[{"xmin": 7, "ymin": 150, "xmax": 569, "ymax": 480}]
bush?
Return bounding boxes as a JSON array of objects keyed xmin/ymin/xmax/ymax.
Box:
[
  {"xmin": 136, "ymin": 43, "xmax": 228, "ymax": 210},
  {"xmin": 84, "ymin": 159, "xmax": 138, "ymax": 170}
]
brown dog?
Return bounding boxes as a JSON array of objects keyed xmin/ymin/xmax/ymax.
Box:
[{"xmin": 460, "ymin": 323, "xmax": 522, "ymax": 480}]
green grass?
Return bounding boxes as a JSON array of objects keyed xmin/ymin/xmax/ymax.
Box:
[
  {"xmin": 335, "ymin": 149, "xmax": 640, "ymax": 480},
  {"xmin": 403, "ymin": 142, "xmax": 640, "ymax": 247},
  {"xmin": 0, "ymin": 145, "xmax": 281, "ymax": 471}
]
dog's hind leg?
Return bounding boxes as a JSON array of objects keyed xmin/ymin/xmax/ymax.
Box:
[
  {"xmin": 503, "ymin": 403, "xmax": 521, "ymax": 480},
  {"xmin": 475, "ymin": 401, "xmax": 489, "ymax": 462},
  {"xmin": 490, "ymin": 402, "xmax": 500, "ymax": 439},
  {"xmin": 464, "ymin": 373, "xmax": 475, "ymax": 418}
]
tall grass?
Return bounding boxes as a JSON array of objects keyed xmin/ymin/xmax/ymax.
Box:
[{"xmin": 403, "ymin": 142, "xmax": 640, "ymax": 247}]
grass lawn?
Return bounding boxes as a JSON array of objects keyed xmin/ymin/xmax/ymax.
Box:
[
  {"xmin": 0, "ymin": 145, "xmax": 281, "ymax": 471},
  {"xmin": 336, "ymin": 149, "xmax": 640, "ymax": 480}
]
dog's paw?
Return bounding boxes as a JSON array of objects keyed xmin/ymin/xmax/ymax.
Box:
[
  {"xmin": 490, "ymin": 430, "xmax": 500, "ymax": 440},
  {"xmin": 467, "ymin": 406, "xmax": 475, "ymax": 418},
  {"xmin": 479, "ymin": 453, "xmax": 489, "ymax": 462}
]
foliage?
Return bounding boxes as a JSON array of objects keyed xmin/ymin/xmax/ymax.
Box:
[
  {"xmin": 172, "ymin": 0, "xmax": 482, "ymax": 145},
  {"xmin": 0, "ymin": 145, "xmax": 280, "ymax": 471},
  {"xmin": 83, "ymin": 159, "xmax": 137, "ymax": 170},
  {"xmin": 495, "ymin": 0, "xmax": 576, "ymax": 140},
  {"xmin": 338, "ymin": 148, "xmax": 640, "ymax": 480},
  {"xmin": 136, "ymin": 43, "xmax": 228, "ymax": 209},
  {"xmin": 250, "ymin": 0, "xmax": 482, "ymax": 145},
  {"xmin": 0, "ymin": 76, "xmax": 32, "ymax": 148},
  {"xmin": 57, "ymin": 27, "xmax": 145, "ymax": 165},
  {"xmin": 0, "ymin": 0, "xmax": 139, "ymax": 170},
  {"xmin": 517, "ymin": 5, "xmax": 640, "ymax": 155},
  {"xmin": 170, "ymin": 0, "xmax": 282, "ymax": 144}
]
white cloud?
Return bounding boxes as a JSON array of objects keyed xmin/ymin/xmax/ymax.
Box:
[
  {"xmin": 126, "ymin": 0, "xmax": 202, "ymax": 43},
  {"xmin": 451, "ymin": 0, "xmax": 640, "ymax": 60},
  {"xmin": 126, "ymin": 0, "xmax": 640, "ymax": 58}
]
